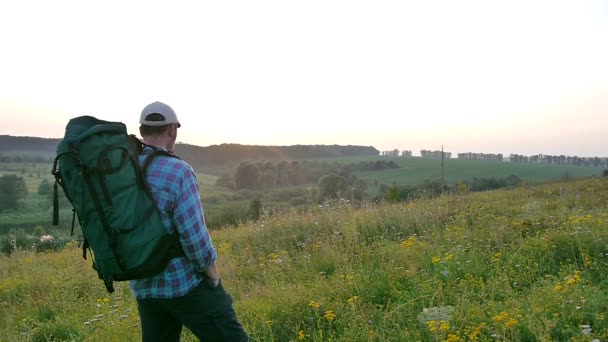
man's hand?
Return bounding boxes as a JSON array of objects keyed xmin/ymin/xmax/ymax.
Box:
[
  {"xmin": 204, "ymin": 262, "xmax": 221, "ymax": 288},
  {"xmin": 209, "ymin": 275, "xmax": 220, "ymax": 288}
]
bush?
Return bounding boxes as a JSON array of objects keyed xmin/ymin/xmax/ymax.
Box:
[
  {"xmin": 206, "ymin": 205, "xmax": 249, "ymax": 229},
  {"xmin": 266, "ymin": 187, "xmax": 306, "ymax": 202},
  {"xmin": 34, "ymin": 236, "xmax": 72, "ymax": 253},
  {"xmin": 38, "ymin": 179, "xmax": 52, "ymax": 195},
  {"xmin": 33, "ymin": 225, "xmax": 47, "ymax": 237},
  {"xmin": 317, "ymin": 174, "xmax": 347, "ymax": 201},
  {"xmin": 15, "ymin": 230, "xmax": 34, "ymax": 250},
  {"xmin": 288, "ymin": 196, "xmax": 308, "ymax": 206},
  {"xmin": 1, "ymin": 236, "xmax": 14, "ymax": 256},
  {"xmin": 0, "ymin": 174, "xmax": 28, "ymax": 211},
  {"xmin": 248, "ymin": 198, "xmax": 262, "ymax": 221}
]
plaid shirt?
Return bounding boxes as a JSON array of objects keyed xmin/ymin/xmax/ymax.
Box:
[{"xmin": 130, "ymin": 147, "xmax": 217, "ymax": 299}]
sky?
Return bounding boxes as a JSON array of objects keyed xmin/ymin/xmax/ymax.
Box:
[{"xmin": 1, "ymin": 0, "xmax": 607, "ymax": 157}]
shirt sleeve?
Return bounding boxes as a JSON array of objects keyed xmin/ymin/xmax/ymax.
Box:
[{"xmin": 172, "ymin": 164, "xmax": 217, "ymax": 272}]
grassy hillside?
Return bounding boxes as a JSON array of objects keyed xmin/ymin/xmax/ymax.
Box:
[{"xmin": 1, "ymin": 177, "xmax": 607, "ymax": 341}]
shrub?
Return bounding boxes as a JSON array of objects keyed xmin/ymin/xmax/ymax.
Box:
[
  {"xmin": 34, "ymin": 236, "xmax": 71, "ymax": 253},
  {"xmin": 0, "ymin": 174, "xmax": 28, "ymax": 211},
  {"xmin": 1, "ymin": 236, "xmax": 14, "ymax": 256},
  {"xmin": 37, "ymin": 179, "xmax": 52, "ymax": 195},
  {"xmin": 33, "ymin": 225, "xmax": 46, "ymax": 238},
  {"xmin": 248, "ymin": 198, "xmax": 262, "ymax": 221},
  {"xmin": 288, "ymin": 196, "xmax": 308, "ymax": 206},
  {"xmin": 207, "ymin": 205, "xmax": 248, "ymax": 229},
  {"xmin": 15, "ymin": 230, "xmax": 34, "ymax": 250}
]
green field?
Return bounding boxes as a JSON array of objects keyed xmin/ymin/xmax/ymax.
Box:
[
  {"xmin": 312, "ymin": 156, "xmax": 604, "ymax": 188},
  {"xmin": 1, "ymin": 157, "xmax": 605, "ymax": 230},
  {"xmin": 2, "ymin": 177, "xmax": 608, "ymax": 341}
]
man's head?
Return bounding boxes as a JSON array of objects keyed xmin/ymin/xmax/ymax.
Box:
[{"xmin": 139, "ymin": 101, "xmax": 180, "ymax": 152}]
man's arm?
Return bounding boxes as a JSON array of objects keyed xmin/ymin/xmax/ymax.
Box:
[{"xmin": 172, "ymin": 164, "xmax": 218, "ymax": 276}]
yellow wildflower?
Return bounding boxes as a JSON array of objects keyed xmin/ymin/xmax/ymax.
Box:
[
  {"xmin": 505, "ymin": 318, "xmax": 518, "ymax": 328},
  {"xmin": 347, "ymin": 295, "xmax": 360, "ymax": 303},
  {"xmin": 102, "ymin": 297, "xmax": 110, "ymax": 303},
  {"xmin": 217, "ymin": 241, "xmax": 231, "ymax": 253},
  {"xmin": 339, "ymin": 274, "xmax": 354, "ymax": 281},
  {"xmin": 492, "ymin": 312, "xmax": 509, "ymax": 323},
  {"xmin": 432, "ymin": 256, "xmax": 441, "ymax": 264},
  {"xmin": 439, "ymin": 320, "xmax": 449, "ymax": 331},
  {"xmin": 446, "ymin": 334, "xmax": 461, "ymax": 342},
  {"xmin": 491, "ymin": 253, "xmax": 500, "ymax": 263},
  {"xmin": 400, "ymin": 236, "xmax": 416, "ymax": 248},
  {"xmin": 554, "ymin": 283, "xmax": 563, "ymax": 292},
  {"xmin": 583, "ymin": 254, "xmax": 591, "ymax": 267},
  {"xmin": 564, "ymin": 271, "xmax": 581, "ymax": 286},
  {"xmin": 468, "ymin": 322, "xmax": 486, "ymax": 341},
  {"xmin": 324, "ymin": 310, "xmax": 336, "ymax": 321},
  {"xmin": 426, "ymin": 320, "xmax": 437, "ymax": 332},
  {"xmin": 308, "ymin": 301, "xmax": 320, "ymax": 309},
  {"xmin": 297, "ymin": 330, "xmax": 305, "ymax": 340}
]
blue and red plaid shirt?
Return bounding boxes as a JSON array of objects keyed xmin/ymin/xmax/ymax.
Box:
[{"xmin": 130, "ymin": 147, "xmax": 217, "ymax": 299}]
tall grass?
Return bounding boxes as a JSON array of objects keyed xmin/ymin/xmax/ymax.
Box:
[{"xmin": 1, "ymin": 177, "xmax": 607, "ymax": 341}]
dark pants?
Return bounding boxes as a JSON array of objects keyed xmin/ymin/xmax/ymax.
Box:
[{"xmin": 136, "ymin": 280, "xmax": 248, "ymax": 342}]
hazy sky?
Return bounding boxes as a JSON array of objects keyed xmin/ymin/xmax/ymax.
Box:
[{"xmin": 1, "ymin": 0, "xmax": 607, "ymax": 157}]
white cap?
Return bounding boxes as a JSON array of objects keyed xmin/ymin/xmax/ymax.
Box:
[{"xmin": 139, "ymin": 101, "xmax": 181, "ymax": 127}]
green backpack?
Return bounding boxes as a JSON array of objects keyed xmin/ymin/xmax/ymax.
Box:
[{"xmin": 52, "ymin": 116, "xmax": 182, "ymax": 293}]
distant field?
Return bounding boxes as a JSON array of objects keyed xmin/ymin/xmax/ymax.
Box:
[{"xmin": 310, "ymin": 155, "xmax": 604, "ymax": 188}]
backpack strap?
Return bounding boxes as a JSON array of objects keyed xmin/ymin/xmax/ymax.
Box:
[
  {"xmin": 51, "ymin": 155, "xmax": 63, "ymax": 226},
  {"xmin": 140, "ymin": 146, "xmax": 185, "ymax": 260},
  {"xmin": 52, "ymin": 174, "xmax": 60, "ymax": 226},
  {"xmin": 140, "ymin": 144, "xmax": 182, "ymax": 197}
]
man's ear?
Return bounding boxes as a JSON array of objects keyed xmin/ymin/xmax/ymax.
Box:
[{"xmin": 168, "ymin": 125, "xmax": 177, "ymax": 139}]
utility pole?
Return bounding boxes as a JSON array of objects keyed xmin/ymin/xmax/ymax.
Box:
[{"xmin": 441, "ymin": 145, "xmax": 444, "ymax": 195}]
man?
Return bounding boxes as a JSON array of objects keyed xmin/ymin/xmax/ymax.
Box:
[{"xmin": 131, "ymin": 101, "xmax": 248, "ymax": 342}]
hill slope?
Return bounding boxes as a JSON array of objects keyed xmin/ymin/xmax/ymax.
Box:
[{"xmin": 1, "ymin": 177, "xmax": 607, "ymax": 340}]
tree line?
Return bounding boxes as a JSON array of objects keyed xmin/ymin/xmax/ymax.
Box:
[
  {"xmin": 0, "ymin": 153, "xmax": 54, "ymax": 164},
  {"xmin": 0, "ymin": 135, "xmax": 60, "ymax": 153},
  {"xmin": 509, "ymin": 154, "xmax": 608, "ymax": 168},
  {"xmin": 217, "ymin": 160, "xmax": 398, "ymax": 190},
  {"xmin": 176, "ymin": 143, "xmax": 380, "ymax": 171},
  {"xmin": 457, "ymin": 152, "xmax": 504, "ymax": 161},
  {"xmin": 420, "ymin": 150, "xmax": 452, "ymax": 159},
  {"xmin": 0, "ymin": 135, "xmax": 380, "ymax": 171}
]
